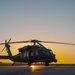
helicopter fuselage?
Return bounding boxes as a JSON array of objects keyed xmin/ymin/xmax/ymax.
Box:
[
  {"xmin": 17, "ymin": 45, "xmax": 57, "ymax": 64},
  {"xmin": 0, "ymin": 39, "xmax": 58, "ymax": 66}
]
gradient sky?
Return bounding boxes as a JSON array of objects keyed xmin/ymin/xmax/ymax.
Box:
[{"xmin": 0, "ymin": 0, "xmax": 75, "ymax": 64}]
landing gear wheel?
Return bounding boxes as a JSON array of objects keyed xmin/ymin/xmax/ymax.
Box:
[
  {"xmin": 45, "ymin": 62, "xmax": 49, "ymax": 66},
  {"xmin": 28, "ymin": 62, "xmax": 31, "ymax": 66}
]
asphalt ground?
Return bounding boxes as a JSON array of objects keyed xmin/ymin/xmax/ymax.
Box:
[{"xmin": 0, "ymin": 64, "xmax": 75, "ymax": 75}]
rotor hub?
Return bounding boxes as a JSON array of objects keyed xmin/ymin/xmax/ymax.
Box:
[
  {"xmin": 31, "ymin": 40, "xmax": 38, "ymax": 43},
  {"xmin": 30, "ymin": 40, "xmax": 39, "ymax": 46}
]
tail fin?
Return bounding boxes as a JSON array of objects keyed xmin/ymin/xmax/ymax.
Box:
[{"xmin": 5, "ymin": 43, "xmax": 12, "ymax": 58}]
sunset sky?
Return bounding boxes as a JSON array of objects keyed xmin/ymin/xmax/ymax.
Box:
[{"xmin": 0, "ymin": 0, "xmax": 75, "ymax": 64}]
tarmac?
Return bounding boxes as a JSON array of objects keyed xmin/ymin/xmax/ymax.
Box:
[{"xmin": 0, "ymin": 64, "xmax": 75, "ymax": 75}]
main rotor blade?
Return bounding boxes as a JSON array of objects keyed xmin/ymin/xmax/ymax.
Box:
[
  {"xmin": 39, "ymin": 41, "xmax": 75, "ymax": 46},
  {"xmin": 0, "ymin": 43, "xmax": 5, "ymax": 45},
  {"xmin": 0, "ymin": 41, "xmax": 29, "ymax": 45},
  {"xmin": 0, "ymin": 39, "xmax": 75, "ymax": 46},
  {"xmin": 9, "ymin": 41, "xmax": 29, "ymax": 44}
]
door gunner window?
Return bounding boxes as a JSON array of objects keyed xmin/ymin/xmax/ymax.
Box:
[{"xmin": 24, "ymin": 51, "xmax": 29, "ymax": 57}]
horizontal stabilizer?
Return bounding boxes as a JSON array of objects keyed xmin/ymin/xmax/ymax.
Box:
[{"xmin": 0, "ymin": 56, "xmax": 10, "ymax": 59}]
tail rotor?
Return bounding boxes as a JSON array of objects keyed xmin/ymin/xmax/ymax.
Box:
[{"xmin": 1, "ymin": 38, "xmax": 11, "ymax": 52}]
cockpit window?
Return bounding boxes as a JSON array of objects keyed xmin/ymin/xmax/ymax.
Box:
[{"xmin": 50, "ymin": 50, "xmax": 53, "ymax": 53}]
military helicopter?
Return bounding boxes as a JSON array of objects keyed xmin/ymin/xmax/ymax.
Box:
[{"xmin": 0, "ymin": 38, "xmax": 75, "ymax": 66}]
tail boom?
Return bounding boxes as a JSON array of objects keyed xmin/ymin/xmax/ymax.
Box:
[{"xmin": 0, "ymin": 56, "xmax": 10, "ymax": 59}]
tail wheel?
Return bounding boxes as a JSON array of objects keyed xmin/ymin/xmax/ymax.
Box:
[
  {"xmin": 45, "ymin": 62, "xmax": 49, "ymax": 66},
  {"xmin": 12, "ymin": 62, "xmax": 15, "ymax": 66}
]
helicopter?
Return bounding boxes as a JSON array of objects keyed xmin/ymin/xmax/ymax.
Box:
[{"xmin": 0, "ymin": 38, "xmax": 75, "ymax": 66}]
